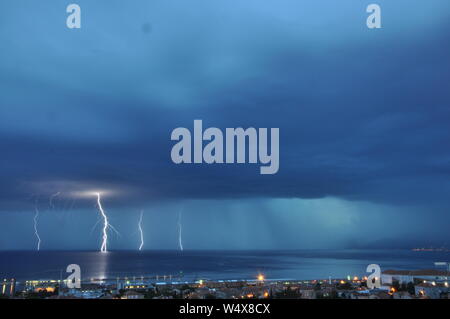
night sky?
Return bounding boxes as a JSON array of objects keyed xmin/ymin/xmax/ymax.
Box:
[{"xmin": 0, "ymin": 0, "xmax": 450, "ymax": 250}]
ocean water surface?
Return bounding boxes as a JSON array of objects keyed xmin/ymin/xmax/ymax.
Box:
[{"xmin": 0, "ymin": 250, "xmax": 448, "ymax": 282}]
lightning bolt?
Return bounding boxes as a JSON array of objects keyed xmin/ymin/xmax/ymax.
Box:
[
  {"xmin": 49, "ymin": 192, "xmax": 60, "ymax": 209},
  {"xmin": 33, "ymin": 206, "xmax": 41, "ymax": 251},
  {"xmin": 178, "ymin": 209, "xmax": 183, "ymax": 251},
  {"xmin": 95, "ymin": 193, "xmax": 109, "ymax": 253},
  {"xmin": 138, "ymin": 210, "xmax": 144, "ymax": 251}
]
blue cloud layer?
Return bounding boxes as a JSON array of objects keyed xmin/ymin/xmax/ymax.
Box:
[{"xmin": 0, "ymin": 0, "xmax": 450, "ymax": 209}]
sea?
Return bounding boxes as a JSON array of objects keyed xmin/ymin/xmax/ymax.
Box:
[{"xmin": 0, "ymin": 250, "xmax": 448, "ymax": 282}]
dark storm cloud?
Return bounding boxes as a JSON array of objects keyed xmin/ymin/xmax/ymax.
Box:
[{"xmin": 1, "ymin": 0, "xmax": 450, "ymax": 211}]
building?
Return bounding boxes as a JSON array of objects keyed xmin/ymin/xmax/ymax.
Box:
[
  {"xmin": 35, "ymin": 286, "xmax": 57, "ymax": 293},
  {"xmin": 186, "ymin": 287, "xmax": 216, "ymax": 299},
  {"xmin": 393, "ymin": 291, "xmax": 414, "ymax": 299},
  {"xmin": 415, "ymin": 282, "xmax": 450, "ymax": 299},
  {"xmin": 382, "ymin": 269, "xmax": 450, "ymax": 285},
  {"xmin": 59, "ymin": 283, "xmax": 105, "ymax": 299},
  {"xmin": 299, "ymin": 288, "xmax": 316, "ymax": 299},
  {"xmin": 121, "ymin": 290, "xmax": 144, "ymax": 299},
  {"xmin": 241, "ymin": 286, "xmax": 269, "ymax": 299},
  {"xmin": 350, "ymin": 289, "xmax": 391, "ymax": 299}
]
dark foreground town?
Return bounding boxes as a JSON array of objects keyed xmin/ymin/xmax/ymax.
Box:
[{"xmin": 2, "ymin": 269, "xmax": 450, "ymax": 299}]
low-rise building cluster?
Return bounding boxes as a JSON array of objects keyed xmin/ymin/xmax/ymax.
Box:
[{"xmin": 1, "ymin": 269, "xmax": 449, "ymax": 299}]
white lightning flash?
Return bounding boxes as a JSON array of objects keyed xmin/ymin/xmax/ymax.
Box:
[
  {"xmin": 96, "ymin": 192, "xmax": 109, "ymax": 253},
  {"xmin": 49, "ymin": 192, "xmax": 60, "ymax": 209},
  {"xmin": 178, "ymin": 209, "xmax": 183, "ymax": 251},
  {"xmin": 138, "ymin": 210, "xmax": 144, "ymax": 251},
  {"xmin": 33, "ymin": 206, "xmax": 41, "ymax": 251}
]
